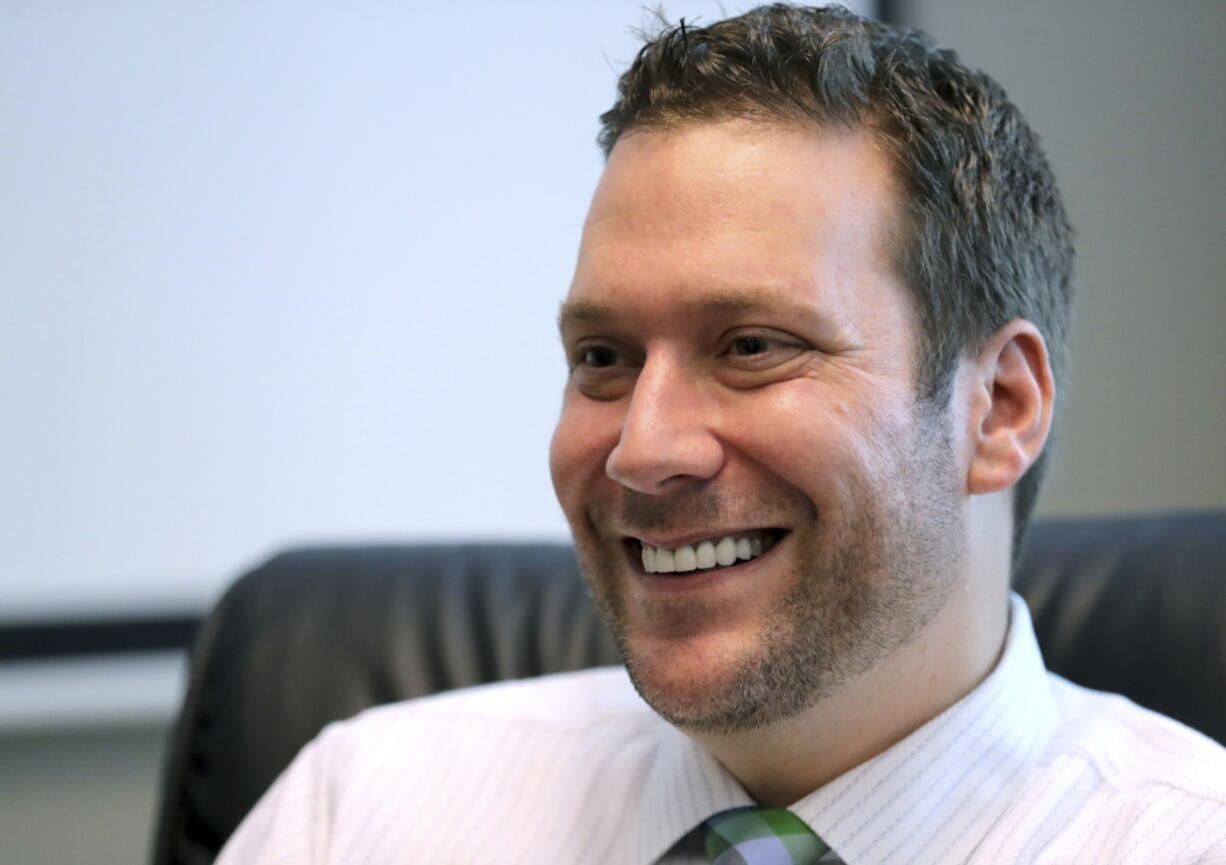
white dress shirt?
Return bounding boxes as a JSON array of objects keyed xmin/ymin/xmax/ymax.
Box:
[{"xmin": 217, "ymin": 594, "xmax": 1226, "ymax": 864}]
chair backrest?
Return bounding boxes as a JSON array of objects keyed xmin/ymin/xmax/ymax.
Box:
[{"xmin": 151, "ymin": 512, "xmax": 1226, "ymax": 865}]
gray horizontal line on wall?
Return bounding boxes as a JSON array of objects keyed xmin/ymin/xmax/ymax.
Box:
[{"xmin": 0, "ymin": 615, "xmax": 202, "ymax": 663}]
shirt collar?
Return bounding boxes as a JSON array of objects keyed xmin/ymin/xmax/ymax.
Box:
[
  {"xmin": 794, "ymin": 593, "xmax": 1058, "ymax": 865},
  {"xmin": 634, "ymin": 593, "xmax": 1058, "ymax": 865},
  {"xmin": 635, "ymin": 719, "xmax": 754, "ymax": 862}
]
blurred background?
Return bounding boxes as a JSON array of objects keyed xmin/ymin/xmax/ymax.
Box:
[{"xmin": 2, "ymin": 0, "xmax": 1223, "ymax": 862}]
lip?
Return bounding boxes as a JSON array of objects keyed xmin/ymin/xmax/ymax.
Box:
[
  {"xmin": 624, "ymin": 526, "xmax": 782, "ymax": 550},
  {"xmin": 621, "ymin": 530, "xmax": 788, "ymax": 591}
]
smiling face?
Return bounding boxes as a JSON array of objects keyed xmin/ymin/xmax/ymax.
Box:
[{"xmin": 550, "ymin": 120, "xmax": 968, "ymax": 734}]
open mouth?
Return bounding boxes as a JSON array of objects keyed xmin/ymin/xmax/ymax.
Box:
[{"xmin": 626, "ymin": 529, "xmax": 787, "ymax": 575}]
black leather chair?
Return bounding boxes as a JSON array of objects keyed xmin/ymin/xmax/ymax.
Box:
[{"xmin": 151, "ymin": 512, "xmax": 1226, "ymax": 865}]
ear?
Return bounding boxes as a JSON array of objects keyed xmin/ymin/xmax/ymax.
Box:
[{"xmin": 965, "ymin": 320, "xmax": 1055, "ymax": 496}]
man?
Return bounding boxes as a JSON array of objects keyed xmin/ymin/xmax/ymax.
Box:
[{"xmin": 219, "ymin": 6, "xmax": 1226, "ymax": 863}]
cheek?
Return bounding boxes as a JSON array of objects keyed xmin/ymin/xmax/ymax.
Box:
[
  {"xmin": 719, "ymin": 384, "xmax": 839, "ymax": 460},
  {"xmin": 716, "ymin": 384, "xmax": 908, "ymax": 497},
  {"xmin": 549, "ymin": 396, "xmax": 622, "ymax": 508}
]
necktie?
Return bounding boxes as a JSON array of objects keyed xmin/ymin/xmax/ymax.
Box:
[{"xmin": 702, "ymin": 806, "xmax": 832, "ymax": 865}]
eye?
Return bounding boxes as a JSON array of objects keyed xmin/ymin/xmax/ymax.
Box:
[
  {"xmin": 567, "ymin": 340, "xmax": 636, "ymax": 400},
  {"xmin": 722, "ymin": 330, "xmax": 807, "ymax": 365},
  {"xmin": 730, "ymin": 334, "xmax": 772, "ymax": 356},
  {"xmin": 579, "ymin": 345, "xmax": 619, "ymax": 369}
]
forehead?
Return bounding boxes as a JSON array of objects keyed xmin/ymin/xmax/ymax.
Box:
[{"xmin": 563, "ymin": 120, "xmax": 910, "ymax": 333}]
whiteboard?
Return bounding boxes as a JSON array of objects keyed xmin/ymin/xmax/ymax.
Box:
[{"xmin": 1, "ymin": 1, "xmax": 876, "ymax": 619}]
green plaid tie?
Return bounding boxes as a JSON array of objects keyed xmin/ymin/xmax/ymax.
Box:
[{"xmin": 702, "ymin": 806, "xmax": 831, "ymax": 865}]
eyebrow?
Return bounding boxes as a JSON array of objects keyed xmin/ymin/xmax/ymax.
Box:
[
  {"xmin": 556, "ymin": 289, "xmax": 829, "ymax": 334},
  {"xmin": 556, "ymin": 299, "xmax": 616, "ymax": 332}
]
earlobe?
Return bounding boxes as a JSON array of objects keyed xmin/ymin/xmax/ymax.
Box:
[{"xmin": 966, "ymin": 320, "xmax": 1055, "ymax": 496}]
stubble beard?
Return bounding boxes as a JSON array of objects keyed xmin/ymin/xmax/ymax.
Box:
[{"xmin": 574, "ymin": 407, "xmax": 965, "ymax": 735}]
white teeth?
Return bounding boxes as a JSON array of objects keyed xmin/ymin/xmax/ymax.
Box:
[{"xmin": 641, "ymin": 533, "xmax": 778, "ymax": 574}]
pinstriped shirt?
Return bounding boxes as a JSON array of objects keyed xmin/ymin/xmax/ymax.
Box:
[{"xmin": 217, "ymin": 595, "xmax": 1226, "ymax": 864}]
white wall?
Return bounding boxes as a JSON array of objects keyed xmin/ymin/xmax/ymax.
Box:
[{"xmin": 3, "ymin": 0, "xmax": 869, "ymax": 620}]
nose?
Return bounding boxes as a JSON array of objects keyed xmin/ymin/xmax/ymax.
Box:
[{"xmin": 605, "ymin": 352, "xmax": 724, "ymax": 494}]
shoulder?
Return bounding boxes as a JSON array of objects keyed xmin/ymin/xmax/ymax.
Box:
[
  {"xmin": 1048, "ymin": 674, "xmax": 1226, "ymax": 800},
  {"xmin": 310, "ymin": 668, "xmax": 666, "ymax": 860},
  {"xmin": 333, "ymin": 665, "xmax": 651, "ymax": 737},
  {"xmin": 311, "ymin": 665, "xmax": 667, "ymax": 782},
  {"xmin": 218, "ymin": 669, "xmax": 668, "ymax": 863},
  {"xmin": 1031, "ymin": 675, "xmax": 1226, "ymax": 862}
]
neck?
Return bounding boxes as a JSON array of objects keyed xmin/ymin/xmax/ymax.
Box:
[{"xmin": 689, "ymin": 573, "xmax": 1010, "ymax": 807}]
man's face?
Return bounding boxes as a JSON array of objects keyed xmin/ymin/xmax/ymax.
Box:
[{"xmin": 550, "ymin": 120, "xmax": 966, "ymax": 734}]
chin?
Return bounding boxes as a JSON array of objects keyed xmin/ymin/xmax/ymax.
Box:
[
  {"xmin": 577, "ymin": 530, "xmax": 826, "ymax": 735},
  {"xmin": 624, "ymin": 649, "xmax": 800, "ymax": 735},
  {"xmin": 616, "ymin": 612, "xmax": 820, "ymax": 735}
]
